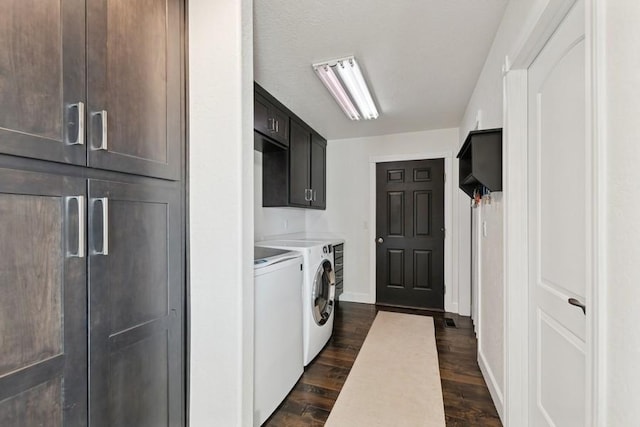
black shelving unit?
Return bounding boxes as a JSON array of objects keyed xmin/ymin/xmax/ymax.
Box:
[{"xmin": 457, "ymin": 128, "xmax": 503, "ymax": 197}]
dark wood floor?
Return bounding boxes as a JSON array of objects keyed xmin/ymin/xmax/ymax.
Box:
[{"xmin": 264, "ymin": 301, "xmax": 502, "ymax": 427}]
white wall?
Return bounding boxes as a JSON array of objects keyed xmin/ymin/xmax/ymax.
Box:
[
  {"xmin": 458, "ymin": 0, "xmax": 548, "ymax": 419},
  {"xmin": 477, "ymin": 193, "xmax": 505, "ymax": 416},
  {"xmin": 306, "ymin": 128, "xmax": 461, "ymax": 309},
  {"xmin": 604, "ymin": 1, "xmax": 640, "ymax": 424},
  {"xmin": 188, "ymin": 0, "xmax": 255, "ymax": 425},
  {"xmin": 254, "ymin": 151, "xmax": 307, "ymax": 240}
]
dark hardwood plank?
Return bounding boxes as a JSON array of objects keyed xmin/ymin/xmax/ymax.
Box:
[{"xmin": 264, "ymin": 302, "xmax": 501, "ymax": 426}]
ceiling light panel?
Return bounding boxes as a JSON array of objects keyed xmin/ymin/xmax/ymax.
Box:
[
  {"xmin": 313, "ymin": 56, "xmax": 378, "ymax": 121},
  {"xmin": 313, "ymin": 64, "xmax": 361, "ymax": 120}
]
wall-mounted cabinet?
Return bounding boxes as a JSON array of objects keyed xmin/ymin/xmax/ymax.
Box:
[
  {"xmin": 287, "ymin": 119, "xmax": 326, "ymax": 209},
  {"xmin": 254, "ymin": 91, "xmax": 289, "ymax": 148},
  {"xmin": 255, "ymin": 83, "xmax": 327, "ymax": 210},
  {"xmin": 457, "ymin": 128, "xmax": 503, "ymax": 197}
]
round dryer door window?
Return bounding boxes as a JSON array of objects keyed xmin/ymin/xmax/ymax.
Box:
[{"xmin": 312, "ymin": 260, "xmax": 334, "ymax": 325}]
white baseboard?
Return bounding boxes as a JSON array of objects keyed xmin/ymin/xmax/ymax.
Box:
[
  {"xmin": 445, "ymin": 301, "xmax": 459, "ymax": 314},
  {"xmin": 338, "ymin": 292, "xmax": 373, "ymax": 304},
  {"xmin": 478, "ymin": 349, "xmax": 505, "ymax": 423}
]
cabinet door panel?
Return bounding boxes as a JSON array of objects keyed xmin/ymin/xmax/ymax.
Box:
[
  {"xmin": 87, "ymin": 0, "xmax": 182, "ymax": 179},
  {"xmin": 0, "ymin": 0, "xmax": 86, "ymax": 164},
  {"xmin": 0, "ymin": 169, "xmax": 86, "ymax": 427},
  {"xmin": 310, "ymin": 134, "xmax": 326, "ymax": 209},
  {"xmin": 88, "ymin": 179, "xmax": 183, "ymax": 427},
  {"xmin": 270, "ymin": 105, "xmax": 290, "ymax": 146},
  {"xmin": 289, "ymin": 120, "xmax": 310, "ymax": 207},
  {"xmin": 254, "ymin": 93, "xmax": 271, "ymax": 137}
]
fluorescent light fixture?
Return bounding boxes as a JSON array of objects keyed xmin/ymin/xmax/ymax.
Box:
[
  {"xmin": 313, "ymin": 64, "xmax": 361, "ymax": 120},
  {"xmin": 313, "ymin": 56, "xmax": 379, "ymax": 120}
]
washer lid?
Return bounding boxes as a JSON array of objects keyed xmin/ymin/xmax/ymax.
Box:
[{"xmin": 254, "ymin": 247, "xmax": 300, "ymax": 269}]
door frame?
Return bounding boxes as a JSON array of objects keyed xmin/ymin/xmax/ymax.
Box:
[
  {"xmin": 368, "ymin": 152, "xmax": 455, "ymax": 312},
  {"xmin": 503, "ymin": 0, "xmax": 606, "ymax": 425}
]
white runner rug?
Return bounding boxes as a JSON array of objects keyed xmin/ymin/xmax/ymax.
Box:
[{"xmin": 325, "ymin": 311, "xmax": 446, "ymax": 427}]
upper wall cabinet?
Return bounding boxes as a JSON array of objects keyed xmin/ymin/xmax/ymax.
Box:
[
  {"xmin": 265, "ymin": 118, "xmax": 326, "ymax": 209},
  {"xmin": 0, "ymin": 0, "xmax": 182, "ymax": 180},
  {"xmin": 254, "ymin": 91, "xmax": 289, "ymax": 148},
  {"xmin": 309, "ymin": 133, "xmax": 326, "ymax": 209},
  {"xmin": 457, "ymin": 128, "xmax": 503, "ymax": 197},
  {"xmin": 256, "ymin": 83, "xmax": 327, "ymax": 210}
]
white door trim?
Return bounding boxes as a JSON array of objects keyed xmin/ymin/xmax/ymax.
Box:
[
  {"xmin": 503, "ymin": 0, "xmax": 605, "ymax": 425},
  {"xmin": 368, "ymin": 151, "xmax": 456, "ymax": 312}
]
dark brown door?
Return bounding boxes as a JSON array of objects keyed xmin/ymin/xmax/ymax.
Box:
[
  {"xmin": 310, "ymin": 133, "xmax": 326, "ymax": 209},
  {"xmin": 289, "ymin": 119, "xmax": 311, "ymax": 207},
  {"xmin": 88, "ymin": 179, "xmax": 183, "ymax": 426},
  {"xmin": 376, "ymin": 159, "xmax": 445, "ymax": 309},
  {"xmin": 0, "ymin": 168, "xmax": 87, "ymax": 426},
  {"xmin": 86, "ymin": 0, "xmax": 182, "ymax": 179},
  {"xmin": 0, "ymin": 0, "xmax": 86, "ymax": 165}
]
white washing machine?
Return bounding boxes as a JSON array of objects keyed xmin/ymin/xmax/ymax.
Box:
[
  {"xmin": 256, "ymin": 240, "xmax": 336, "ymax": 366},
  {"xmin": 253, "ymin": 247, "xmax": 304, "ymax": 426}
]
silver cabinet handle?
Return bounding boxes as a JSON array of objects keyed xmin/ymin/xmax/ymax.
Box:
[
  {"xmin": 313, "ymin": 190, "xmax": 317, "ymax": 202},
  {"xmin": 92, "ymin": 110, "xmax": 108, "ymax": 151},
  {"xmin": 376, "ymin": 237, "xmax": 384, "ymax": 243},
  {"xmin": 93, "ymin": 197, "xmax": 109, "ymax": 255},
  {"xmin": 268, "ymin": 117, "xmax": 276, "ymax": 132},
  {"xmin": 66, "ymin": 195, "xmax": 85, "ymax": 258},
  {"xmin": 275, "ymin": 120, "xmax": 279, "ymax": 133},
  {"xmin": 67, "ymin": 102, "xmax": 85, "ymax": 145},
  {"xmin": 304, "ymin": 189, "xmax": 311, "ymax": 201},
  {"xmin": 568, "ymin": 298, "xmax": 586, "ymax": 315}
]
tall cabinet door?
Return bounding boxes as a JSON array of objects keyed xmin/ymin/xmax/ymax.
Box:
[
  {"xmin": 86, "ymin": 0, "xmax": 183, "ymax": 179},
  {"xmin": 88, "ymin": 179, "xmax": 183, "ymax": 427},
  {"xmin": 0, "ymin": 0, "xmax": 86, "ymax": 165},
  {"xmin": 310, "ymin": 134, "xmax": 326, "ymax": 209},
  {"xmin": 289, "ymin": 119, "xmax": 311, "ymax": 207},
  {"xmin": 0, "ymin": 169, "xmax": 87, "ymax": 426}
]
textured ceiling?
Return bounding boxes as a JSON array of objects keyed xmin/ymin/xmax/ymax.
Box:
[{"xmin": 254, "ymin": 0, "xmax": 508, "ymax": 140}]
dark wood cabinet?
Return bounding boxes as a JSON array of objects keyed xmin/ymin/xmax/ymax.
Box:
[
  {"xmin": 270, "ymin": 118, "xmax": 326, "ymax": 209},
  {"xmin": 0, "ymin": 0, "xmax": 86, "ymax": 166},
  {"xmin": 0, "ymin": 168, "xmax": 87, "ymax": 427},
  {"xmin": 0, "ymin": 1, "xmax": 186, "ymax": 426},
  {"xmin": 457, "ymin": 128, "xmax": 503, "ymax": 197},
  {"xmin": 0, "ymin": 0, "xmax": 182, "ymax": 180},
  {"xmin": 86, "ymin": 0, "xmax": 183, "ymax": 179},
  {"xmin": 310, "ymin": 133, "xmax": 326, "ymax": 209},
  {"xmin": 257, "ymin": 86, "xmax": 327, "ymax": 210},
  {"xmin": 289, "ymin": 119, "xmax": 311, "ymax": 206},
  {"xmin": 88, "ymin": 179, "xmax": 183, "ymax": 427},
  {"xmin": 254, "ymin": 92, "xmax": 289, "ymax": 148},
  {"xmin": 0, "ymin": 167, "xmax": 186, "ymax": 427}
]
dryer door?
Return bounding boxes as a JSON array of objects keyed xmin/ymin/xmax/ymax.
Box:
[{"xmin": 312, "ymin": 260, "xmax": 335, "ymax": 325}]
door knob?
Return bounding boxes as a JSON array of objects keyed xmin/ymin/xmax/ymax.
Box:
[
  {"xmin": 376, "ymin": 237, "xmax": 384, "ymax": 244},
  {"xmin": 568, "ymin": 298, "xmax": 586, "ymax": 315}
]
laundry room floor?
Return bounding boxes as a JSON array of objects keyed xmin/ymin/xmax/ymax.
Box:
[{"xmin": 263, "ymin": 302, "xmax": 501, "ymax": 426}]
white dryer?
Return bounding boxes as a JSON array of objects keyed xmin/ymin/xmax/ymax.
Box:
[
  {"xmin": 253, "ymin": 247, "xmax": 303, "ymax": 425},
  {"xmin": 255, "ymin": 240, "xmax": 336, "ymax": 366}
]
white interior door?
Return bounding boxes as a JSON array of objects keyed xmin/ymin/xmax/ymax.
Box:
[{"xmin": 527, "ymin": 1, "xmax": 589, "ymax": 426}]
